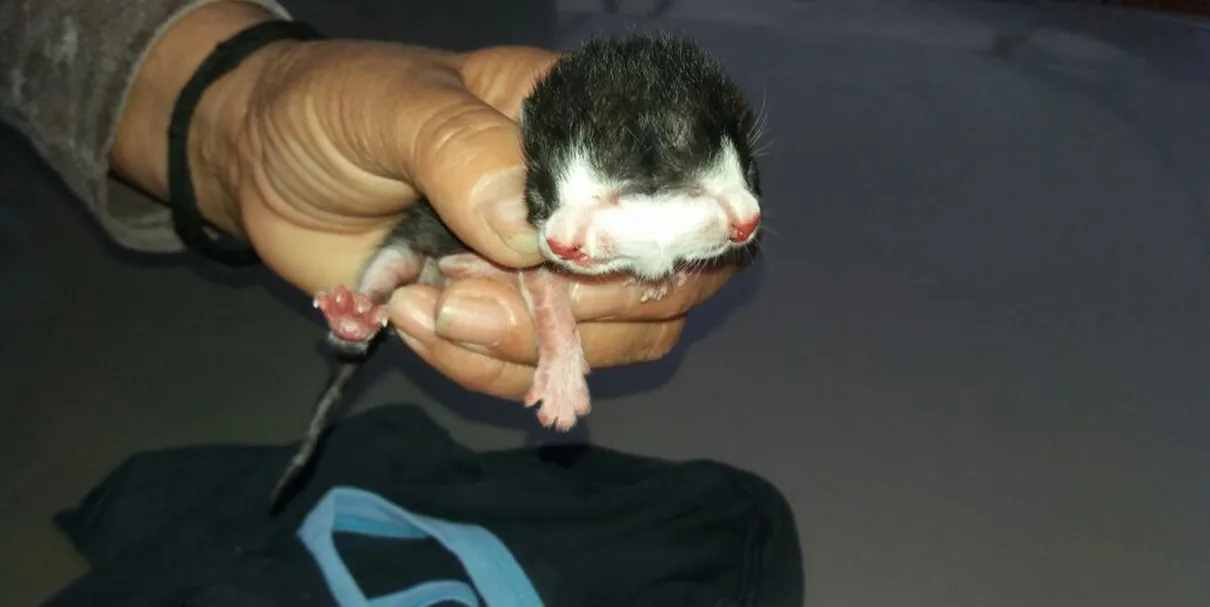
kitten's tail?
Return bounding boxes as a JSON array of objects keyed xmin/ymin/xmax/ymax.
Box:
[{"xmin": 269, "ymin": 360, "xmax": 361, "ymax": 511}]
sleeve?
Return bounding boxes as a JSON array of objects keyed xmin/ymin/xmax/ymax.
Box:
[{"xmin": 0, "ymin": 0, "xmax": 292, "ymax": 253}]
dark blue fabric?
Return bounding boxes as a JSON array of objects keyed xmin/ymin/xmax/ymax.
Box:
[{"xmin": 46, "ymin": 405, "xmax": 802, "ymax": 606}]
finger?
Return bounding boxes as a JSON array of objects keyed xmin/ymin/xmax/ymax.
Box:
[
  {"xmin": 389, "ymin": 282, "xmax": 686, "ymax": 370},
  {"xmin": 569, "ymin": 264, "xmax": 740, "ymax": 322},
  {"xmin": 396, "ymin": 315, "xmax": 684, "ymax": 404},
  {"xmin": 577, "ymin": 317, "xmax": 686, "ymax": 369},
  {"xmin": 450, "ymin": 46, "xmax": 560, "ymax": 119},
  {"xmin": 346, "ymin": 48, "xmax": 543, "ymax": 269},
  {"xmin": 386, "ymin": 285, "xmax": 533, "ymax": 401},
  {"xmin": 408, "ymin": 92, "xmax": 541, "ymax": 269},
  {"xmin": 432, "ymin": 278, "xmax": 539, "ymax": 361},
  {"xmin": 404, "ymin": 254, "xmax": 738, "ymax": 337},
  {"xmin": 406, "ymin": 49, "xmax": 558, "ymax": 267},
  {"xmin": 399, "ymin": 277, "xmax": 691, "ymax": 366}
]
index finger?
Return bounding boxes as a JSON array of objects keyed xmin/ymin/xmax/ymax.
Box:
[{"xmin": 568, "ymin": 264, "xmax": 740, "ymax": 323}]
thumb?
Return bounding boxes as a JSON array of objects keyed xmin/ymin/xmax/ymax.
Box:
[{"xmin": 407, "ymin": 91, "xmax": 541, "ymax": 269}]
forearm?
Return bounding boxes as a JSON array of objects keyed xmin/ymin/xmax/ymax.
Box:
[{"xmin": 0, "ymin": 0, "xmax": 290, "ymax": 252}]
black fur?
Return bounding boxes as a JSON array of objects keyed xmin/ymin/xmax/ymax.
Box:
[
  {"xmin": 384, "ymin": 200, "xmax": 469, "ymax": 259},
  {"xmin": 521, "ymin": 32, "xmax": 760, "ymax": 224}
]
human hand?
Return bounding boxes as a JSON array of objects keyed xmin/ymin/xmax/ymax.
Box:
[{"xmin": 116, "ymin": 3, "xmax": 741, "ymax": 402}]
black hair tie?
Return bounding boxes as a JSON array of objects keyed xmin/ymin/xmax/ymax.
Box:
[{"xmin": 167, "ymin": 20, "xmax": 326, "ymax": 267}]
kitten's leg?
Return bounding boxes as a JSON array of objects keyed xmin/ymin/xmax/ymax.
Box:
[
  {"xmin": 313, "ymin": 245, "xmax": 425, "ymax": 356},
  {"xmin": 518, "ymin": 267, "xmax": 591, "ymax": 431},
  {"xmin": 441, "ymin": 253, "xmax": 595, "ymax": 430}
]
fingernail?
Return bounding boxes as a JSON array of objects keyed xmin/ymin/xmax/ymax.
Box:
[
  {"xmin": 389, "ymin": 287, "xmax": 437, "ymax": 345},
  {"xmin": 472, "ymin": 169, "xmax": 539, "ymax": 257},
  {"xmin": 435, "ymin": 293, "xmax": 511, "ymax": 347}
]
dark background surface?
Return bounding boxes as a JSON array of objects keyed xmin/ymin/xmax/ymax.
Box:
[{"xmin": 2, "ymin": 1, "xmax": 1208, "ymax": 605}]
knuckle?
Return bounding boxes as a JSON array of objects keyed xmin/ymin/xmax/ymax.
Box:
[
  {"xmin": 417, "ymin": 102, "xmax": 508, "ymax": 174},
  {"xmin": 429, "ymin": 340, "xmax": 496, "ymax": 383},
  {"xmin": 493, "ymin": 335, "xmax": 540, "ymax": 366},
  {"xmin": 443, "ymin": 351, "xmax": 524, "ymax": 400}
]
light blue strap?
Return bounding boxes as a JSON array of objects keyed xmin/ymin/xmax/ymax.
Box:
[
  {"xmin": 298, "ymin": 486, "xmax": 545, "ymax": 607},
  {"xmin": 366, "ymin": 581, "xmax": 480, "ymax": 607}
]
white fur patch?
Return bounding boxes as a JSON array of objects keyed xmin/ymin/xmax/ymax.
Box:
[{"xmin": 539, "ymin": 139, "xmax": 760, "ymax": 279}]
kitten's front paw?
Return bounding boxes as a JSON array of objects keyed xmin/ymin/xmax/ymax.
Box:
[
  {"xmin": 314, "ymin": 285, "xmax": 388, "ymax": 345},
  {"xmin": 525, "ymin": 353, "xmax": 591, "ymax": 432}
]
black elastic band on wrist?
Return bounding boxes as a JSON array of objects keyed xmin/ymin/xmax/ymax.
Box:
[{"xmin": 167, "ymin": 19, "xmax": 325, "ymax": 267}]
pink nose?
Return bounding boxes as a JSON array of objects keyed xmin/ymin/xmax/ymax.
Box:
[
  {"xmin": 730, "ymin": 215, "xmax": 761, "ymax": 243},
  {"xmin": 546, "ymin": 238, "xmax": 587, "ymax": 262}
]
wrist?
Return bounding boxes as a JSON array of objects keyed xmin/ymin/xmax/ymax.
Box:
[
  {"xmin": 110, "ymin": 1, "xmax": 288, "ymax": 237},
  {"xmin": 188, "ymin": 25, "xmax": 307, "ymax": 239}
]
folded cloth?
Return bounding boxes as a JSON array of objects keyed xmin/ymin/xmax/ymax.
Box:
[{"xmin": 46, "ymin": 404, "xmax": 803, "ymax": 606}]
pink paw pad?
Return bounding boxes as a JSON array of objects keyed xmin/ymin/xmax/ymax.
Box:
[{"xmin": 313, "ymin": 285, "xmax": 389, "ymax": 343}]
